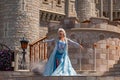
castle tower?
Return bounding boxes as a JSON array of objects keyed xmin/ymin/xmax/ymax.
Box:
[
  {"xmin": 76, "ymin": 0, "xmax": 97, "ymax": 22},
  {"xmin": 0, "ymin": 0, "xmax": 41, "ymax": 50},
  {"xmin": 0, "ymin": 0, "xmax": 42, "ymax": 69}
]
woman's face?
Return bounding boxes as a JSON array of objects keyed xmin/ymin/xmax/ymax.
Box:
[{"xmin": 58, "ymin": 31, "xmax": 64, "ymax": 38}]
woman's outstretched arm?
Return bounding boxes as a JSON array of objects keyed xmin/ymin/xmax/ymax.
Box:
[
  {"xmin": 68, "ymin": 38, "xmax": 83, "ymax": 49},
  {"xmin": 43, "ymin": 39, "xmax": 55, "ymax": 43}
]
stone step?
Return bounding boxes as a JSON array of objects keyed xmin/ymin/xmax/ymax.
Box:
[
  {"xmin": 1, "ymin": 71, "xmax": 120, "ymax": 80},
  {"xmin": 104, "ymin": 67, "xmax": 120, "ymax": 76},
  {"xmin": 0, "ymin": 71, "xmax": 34, "ymax": 78},
  {"xmin": 109, "ymin": 67, "xmax": 120, "ymax": 72},
  {"xmin": 113, "ymin": 64, "xmax": 120, "ymax": 68},
  {"xmin": 0, "ymin": 71, "xmax": 100, "ymax": 77},
  {"xmin": 1, "ymin": 76, "xmax": 120, "ymax": 80},
  {"xmin": 105, "ymin": 71, "xmax": 120, "ymax": 76},
  {"xmin": 116, "ymin": 60, "xmax": 120, "ymax": 64}
]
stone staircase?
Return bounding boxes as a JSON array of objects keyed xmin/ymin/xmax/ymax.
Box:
[{"xmin": 104, "ymin": 59, "xmax": 120, "ymax": 76}]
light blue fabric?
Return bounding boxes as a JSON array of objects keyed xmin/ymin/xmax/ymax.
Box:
[{"xmin": 43, "ymin": 40, "xmax": 77, "ymax": 76}]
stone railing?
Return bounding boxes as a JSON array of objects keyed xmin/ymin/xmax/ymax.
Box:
[{"xmin": 80, "ymin": 17, "xmax": 120, "ymax": 33}]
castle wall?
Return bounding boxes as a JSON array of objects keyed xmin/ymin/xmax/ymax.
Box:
[
  {"xmin": 65, "ymin": 0, "xmax": 77, "ymax": 17},
  {"xmin": 40, "ymin": 0, "xmax": 65, "ymax": 15},
  {"xmin": 96, "ymin": 0, "xmax": 120, "ymax": 20},
  {"xmin": 77, "ymin": 0, "xmax": 97, "ymax": 22}
]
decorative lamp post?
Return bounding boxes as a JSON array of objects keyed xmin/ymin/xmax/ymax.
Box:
[
  {"xmin": 93, "ymin": 43, "xmax": 97, "ymax": 71},
  {"xmin": 20, "ymin": 37, "xmax": 29, "ymax": 69}
]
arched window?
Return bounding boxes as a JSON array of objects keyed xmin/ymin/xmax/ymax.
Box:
[
  {"xmin": 21, "ymin": 0, "xmax": 26, "ymax": 11},
  {"xmin": 71, "ymin": 4, "xmax": 74, "ymax": 12},
  {"xmin": 44, "ymin": 0, "xmax": 48, "ymax": 2},
  {"xmin": 57, "ymin": 0, "xmax": 61, "ymax": 5},
  {"xmin": 99, "ymin": 34, "xmax": 105, "ymax": 40},
  {"xmin": 113, "ymin": 0, "xmax": 117, "ymax": 5},
  {"xmin": 113, "ymin": 12, "xmax": 116, "ymax": 19},
  {"xmin": 117, "ymin": 12, "xmax": 120, "ymax": 18},
  {"xmin": 43, "ymin": 0, "xmax": 49, "ymax": 4},
  {"xmin": 103, "ymin": 12, "xmax": 107, "ymax": 17},
  {"xmin": 95, "ymin": 0, "xmax": 98, "ymax": 4}
]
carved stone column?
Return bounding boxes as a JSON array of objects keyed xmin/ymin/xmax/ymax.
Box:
[
  {"xmin": 42, "ymin": 12, "xmax": 47, "ymax": 21},
  {"xmin": 109, "ymin": 0, "xmax": 113, "ymax": 21},
  {"xmin": 47, "ymin": 13, "xmax": 51, "ymax": 21},
  {"xmin": 100, "ymin": 0, "xmax": 103, "ymax": 17}
]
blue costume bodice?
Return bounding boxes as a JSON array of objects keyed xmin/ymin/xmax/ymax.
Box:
[{"xmin": 57, "ymin": 40, "xmax": 66, "ymax": 54}]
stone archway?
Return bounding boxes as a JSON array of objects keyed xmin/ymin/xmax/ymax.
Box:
[{"xmin": 0, "ymin": 43, "xmax": 14, "ymax": 71}]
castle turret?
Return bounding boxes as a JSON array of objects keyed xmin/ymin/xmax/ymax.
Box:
[
  {"xmin": 76, "ymin": 0, "xmax": 97, "ymax": 22},
  {"xmin": 0, "ymin": 0, "xmax": 41, "ymax": 69}
]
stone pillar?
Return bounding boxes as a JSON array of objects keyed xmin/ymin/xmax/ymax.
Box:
[
  {"xmin": 52, "ymin": 14, "xmax": 56, "ymax": 20},
  {"xmin": 109, "ymin": 0, "xmax": 113, "ymax": 21},
  {"xmin": 100, "ymin": 0, "xmax": 103, "ymax": 17},
  {"xmin": 47, "ymin": 13, "xmax": 51, "ymax": 21},
  {"xmin": 42, "ymin": 12, "xmax": 46, "ymax": 21},
  {"xmin": 65, "ymin": 0, "xmax": 69, "ymax": 17}
]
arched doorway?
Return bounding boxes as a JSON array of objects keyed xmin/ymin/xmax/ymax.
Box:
[{"xmin": 0, "ymin": 43, "xmax": 14, "ymax": 71}]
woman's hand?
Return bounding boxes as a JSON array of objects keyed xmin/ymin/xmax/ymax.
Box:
[{"xmin": 80, "ymin": 45, "xmax": 84, "ymax": 50}]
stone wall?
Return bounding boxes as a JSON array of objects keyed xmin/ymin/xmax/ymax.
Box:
[
  {"xmin": 39, "ymin": 0, "xmax": 65, "ymax": 15},
  {"xmin": 65, "ymin": 0, "xmax": 77, "ymax": 17},
  {"xmin": 80, "ymin": 17, "xmax": 120, "ymax": 33},
  {"xmin": 39, "ymin": 0, "xmax": 77, "ymax": 17},
  {"xmin": 77, "ymin": 0, "xmax": 97, "ymax": 22}
]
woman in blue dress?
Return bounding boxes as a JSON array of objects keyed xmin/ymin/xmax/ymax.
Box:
[{"xmin": 42, "ymin": 28, "xmax": 83, "ymax": 76}]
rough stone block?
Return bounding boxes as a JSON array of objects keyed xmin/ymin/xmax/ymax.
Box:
[
  {"xmin": 100, "ymin": 44, "xmax": 106, "ymax": 48},
  {"xmin": 71, "ymin": 59, "xmax": 78, "ymax": 64},
  {"xmin": 73, "ymin": 77, "xmax": 86, "ymax": 80},
  {"xmin": 62, "ymin": 77, "xmax": 73, "ymax": 80},
  {"xmin": 86, "ymin": 77, "xmax": 97, "ymax": 80},
  {"xmin": 100, "ymin": 54, "xmax": 107, "ymax": 59},
  {"xmin": 114, "ymin": 77, "xmax": 120, "ymax": 80}
]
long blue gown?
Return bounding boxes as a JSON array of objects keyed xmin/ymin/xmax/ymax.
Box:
[{"xmin": 43, "ymin": 38, "xmax": 79, "ymax": 76}]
